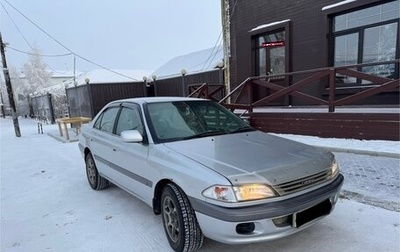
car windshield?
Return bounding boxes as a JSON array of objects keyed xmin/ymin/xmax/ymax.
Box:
[{"xmin": 146, "ymin": 100, "xmax": 254, "ymax": 143}]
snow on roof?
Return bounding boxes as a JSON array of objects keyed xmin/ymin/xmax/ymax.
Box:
[
  {"xmin": 322, "ymin": 0, "xmax": 357, "ymax": 11},
  {"xmin": 49, "ymin": 70, "xmax": 83, "ymax": 78},
  {"xmin": 250, "ymin": 19, "xmax": 291, "ymax": 32},
  {"xmin": 151, "ymin": 45, "xmax": 223, "ymax": 80},
  {"xmin": 39, "ymin": 83, "xmax": 67, "ymax": 97},
  {"xmin": 65, "ymin": 69, "xmax": 152, "ymax": 87}
]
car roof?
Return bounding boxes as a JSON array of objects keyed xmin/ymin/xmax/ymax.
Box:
[{"xmin": 110, "ymin": 96, "xmax": 208, "ymax": 106}]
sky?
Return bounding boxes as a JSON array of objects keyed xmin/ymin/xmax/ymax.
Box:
[{"xmin": 0, "ymin": 0, "xmax": 222, "ymax": 73}]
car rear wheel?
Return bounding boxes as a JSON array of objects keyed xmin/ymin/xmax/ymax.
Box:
[
  {"xmin": 161, "ymin": 183, "xmax": 204, "ymax": 252},
  {"xmin": 85, "ymin": 152, "xmax": 109, "ymax": 190}
]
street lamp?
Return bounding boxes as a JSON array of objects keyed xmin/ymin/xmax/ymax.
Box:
[
  {"xmin": 152, "ymin": 75, "xmax": 157, "ymax": 96},
  {"xmin": 181, "ymin": 69, "xmax": 187, "ymax": 97},
  {"xmin": 143, "ymin": 76, "xmax": 148, "ymax": 97},
  {"xmin": 74, "ymin": 81, "xmax": 80, "ymax": 117}
]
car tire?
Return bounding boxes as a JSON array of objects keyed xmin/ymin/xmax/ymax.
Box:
[
  {"xmin": 161, "ymin": 183, "xmax": 204, "ymax": 252},
  {"xmin": 85, "ymin": 152, "xmax": 109, "ymax": 190}
]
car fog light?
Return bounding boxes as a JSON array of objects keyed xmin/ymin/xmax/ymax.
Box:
[
  {"xmin": 273, "ymin": 215, "xmax": 292, "ymax": 227},
  {"xmin": 236, "ymin": 222, "xmax": 255, "ymax": 235}
]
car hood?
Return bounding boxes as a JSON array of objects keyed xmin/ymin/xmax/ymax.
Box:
[{"xmin": 163, "ymin": 131, "xmax": 334, "ymax": 185}]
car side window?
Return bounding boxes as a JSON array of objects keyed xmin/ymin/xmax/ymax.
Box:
[
  {"xmin": 94, "ymin": 107, "xmax": 120, "ymax": 134},
  {"xmin": 115, "ymin": 107, "xmax": 144, "ymax": 136},
  {"xmin": 93, "ymin": 113, "xmax": 103, "ymax": 130}
]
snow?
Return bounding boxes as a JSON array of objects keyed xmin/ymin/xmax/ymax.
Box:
[
  {"xmin": 151, "ymin": 45, "xmax": 223, "ymax": 79},
  {"xmin": 64, "ymin": 69, "xmax": 153, "ymax": 87},
  {"xmin": 48, "ymin": 70, "xmax": 83, "ymax": 79},
  {"xmin": 322, "ymin": 0, "xmax": 357, "ymax": 11},
  {"xmin": 38, "ymin": 83, "xmax": 68, "ymax": 97},
  {"xmin": 1, "ymin": 118, "xmax": 399, "ymax": 252},
  {"xmin": 250, "ymin": 19, "xmax": 291, "ymax": 32},
  {"xmin": 272, "ymin": 133, "xmax": 400, "ymax": 158}
]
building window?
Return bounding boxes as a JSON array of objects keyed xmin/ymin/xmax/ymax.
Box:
[{"xmin": 332, "ymin": 0, "xmax": 399, "ymax": 83}]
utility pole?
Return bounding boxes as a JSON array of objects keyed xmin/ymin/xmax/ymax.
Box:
[
  {"xmin": 0, "ymin": 32, "xmax": 21, "ymax": 137},
  {"xmin": 221, "ymin": 0, "xmax": 231, "ymax": 102},
  {"xmin": 0, "ymin": 89, "xmax": 5, "ymax": 118}
]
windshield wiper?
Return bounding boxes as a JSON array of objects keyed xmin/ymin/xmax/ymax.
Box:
[
  {"xmin": 183, "ymin": 130, "xmax": 226, "ymax": 140},
  {"xmin": 230, "ymin": 126, "xmax": 255, "ymax": 134}
]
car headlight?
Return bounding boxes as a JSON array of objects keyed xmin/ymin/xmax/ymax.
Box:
[
  {"xmin": 331, "ymin": 160, "xmax": 339, "ymax": 178},
  {"xmin": 203, "ymin": 184, "xmax": 277, "ymax": 203}
]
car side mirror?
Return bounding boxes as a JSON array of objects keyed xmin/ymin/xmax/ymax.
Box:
[{"xmin": 121, "ymin": 130, "xmax": 143, "ymax": 143}]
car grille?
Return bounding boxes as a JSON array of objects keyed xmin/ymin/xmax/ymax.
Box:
[{"xmin": 274, "ymin": 170, "xmax": 332, "ymax": 196}]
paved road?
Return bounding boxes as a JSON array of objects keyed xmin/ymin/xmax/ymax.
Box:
[{"xmin": 333, "ymin": 152, "xmax": 400, "ymax": 211}]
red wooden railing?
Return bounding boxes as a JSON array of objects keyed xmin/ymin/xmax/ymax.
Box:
[
  {"xmin": 188, "ymin": 83, "xmax": 225, "ymax": 101},
  {"xmin": 219, "ymin": 59, "xmax": 400, "ymax": 113}
]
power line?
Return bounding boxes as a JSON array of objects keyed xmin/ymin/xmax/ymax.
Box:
[
  {"xmin": 73, "ymin": 54, "xmax": 139, "ymax": 81},
  {"xmin": 1, "ymin": 3, "xmax": 33, "ymax": 50},
  {"xmin": 230, "ymin": 0, "xmax": 239, "ymax": 18},
  {"xmin": 3, "ymin": 0, "xmax": 72, "ymax": 53},
  {"xmin": 6, "ymin": 46, "xmax": 73, "ymax": 57},
  {"xmin": 205, "ymin": 35, "xmax": 223, "ymax": 70},
  {"xmin": 200, "ymin": 0, "xmax": 238, "ymax": 72},
  {"xmin": 2, "ymin": 0, "xmax": 139, "ymax": 82},
  {"xmin": 201, "ymin": 32, "xmax": 223, "ymax": 71}
]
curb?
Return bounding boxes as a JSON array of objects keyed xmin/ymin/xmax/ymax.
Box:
[
  {"xmin": 317, "ymin": 146, "xmax": 400, "ymax": 159},
  {"xmin": 340, "ymin": 190, "xmax": 400, "ymax": 212}
]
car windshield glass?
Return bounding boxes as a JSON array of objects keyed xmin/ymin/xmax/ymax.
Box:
[{"xmin": 146, "ymin": 100, "xmax": 254, "ymax": 143}]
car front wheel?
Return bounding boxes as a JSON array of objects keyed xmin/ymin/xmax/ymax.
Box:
[
  {"xmin": 85, "ymin": 152, "xmax": 109, "ymax": 190},
  {"xmin": 161, "ymin": 183, "xmax": 204, "ymax": 252}
]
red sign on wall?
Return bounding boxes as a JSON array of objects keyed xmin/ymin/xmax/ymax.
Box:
[{"xmin": 261, "ymin": 41, "xmax": 285, "ymax": 47}]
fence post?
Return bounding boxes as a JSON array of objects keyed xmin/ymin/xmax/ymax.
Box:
[
  {"xmin": 329, "ymin": 68, "xmax": 336, "ymax": 112},
  {"xmin": 247, "ymin": 80, "xmax": 253, "ymax": 105},
  {"xmin": 48, "ymin": 93, "xmax": 55, "ymax": 124},
  {"xmin": 37, "ymin": 122, "xmax": 43, "ymax": 134}
]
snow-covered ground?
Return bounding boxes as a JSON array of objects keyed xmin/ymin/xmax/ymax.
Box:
[
  {"xmin": 272, "ymin": 133, "xmax": 400, "ymax": 157},
  {"xmin": 1, "ymin": 118, "xmax": 399, "ymax": 252}
]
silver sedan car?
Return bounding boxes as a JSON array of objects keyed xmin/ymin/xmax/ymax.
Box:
[{"xmin": 79, "ymin": 97, "xmax": 343, "ymax": 252}]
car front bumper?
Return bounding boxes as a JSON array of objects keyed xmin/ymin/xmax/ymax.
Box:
[{"xmin": 190, "ymin": 174, "xmax": 344, "ymax": 244}]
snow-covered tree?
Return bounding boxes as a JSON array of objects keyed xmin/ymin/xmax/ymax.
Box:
[
  {"xmin": 22, "ymin": 44, "xmax": 52, "ymax": 92},
  {"xmin": 8, "ymin": 65, "xmax": 30, "ymax": 115}
]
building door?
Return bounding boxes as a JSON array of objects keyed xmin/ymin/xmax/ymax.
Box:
[{"xmin": 254, "ymin": 29, "xmax": 289, "ymax": 105}]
